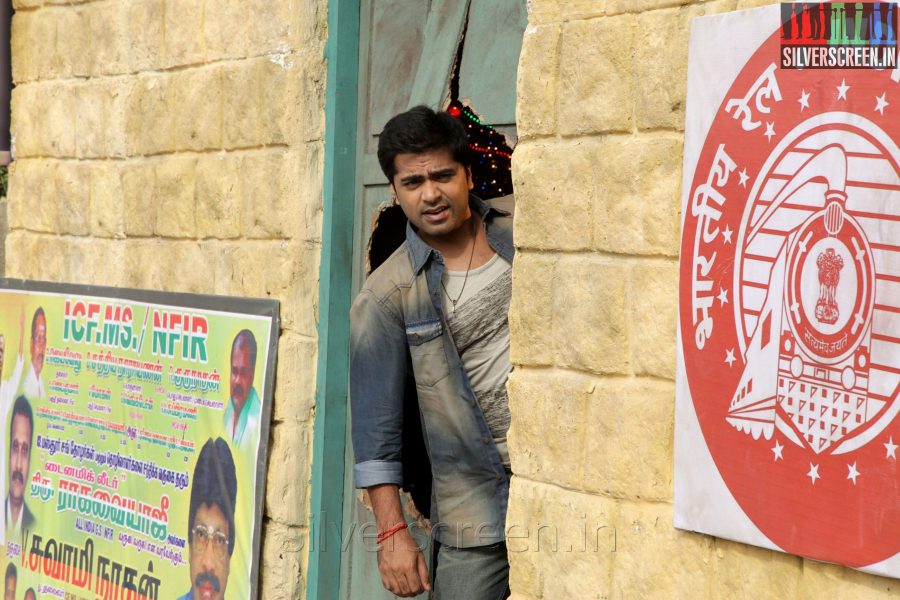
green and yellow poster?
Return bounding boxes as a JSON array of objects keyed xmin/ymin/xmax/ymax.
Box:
[{"xmin": 0, "ymin": 280, "xmax": 278, "ymax": 600}]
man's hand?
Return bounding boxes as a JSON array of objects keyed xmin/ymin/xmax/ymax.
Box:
[
  {"xmin": 368, "ymin": 484, "xmax": 431, "ymax": 597},
  {"xmin": 376, "ymin": 527, "xmax": 430, "ymax": 597}
]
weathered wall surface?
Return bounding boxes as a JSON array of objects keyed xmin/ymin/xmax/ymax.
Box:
[
  {"xmin": 508, "ymin": 0, "xmax": 896, "ymax": 598},
  {"xmin": 7, "ymin": 1, "xmax": 326, "ymax": 597}
]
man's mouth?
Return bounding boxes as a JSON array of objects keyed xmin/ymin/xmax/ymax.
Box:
[
  {"xmin": 195, "ymin": 573, "xmax": 220, "ymax": 597},
  {"xmin": 11, "ymin": 471, "xmax": 23, "ymax": 484},
  {"xmin": 422, "ymin": 205, "xmax": 449, "ymax": 221}
]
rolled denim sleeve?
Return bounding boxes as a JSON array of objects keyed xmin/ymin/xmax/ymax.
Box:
[{"xmin": 349, "ymin": 288, "xmax": 406, "ymax": 488}]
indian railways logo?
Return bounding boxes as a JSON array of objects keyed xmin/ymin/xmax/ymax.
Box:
[{"xmin": 681, "ymin": 25, "xmax": 899, "ymax": 567}]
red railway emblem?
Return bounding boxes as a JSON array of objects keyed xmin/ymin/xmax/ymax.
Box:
[{"xmin": 681, "ymin": 25, "xmax": 900, "ymax": 568}]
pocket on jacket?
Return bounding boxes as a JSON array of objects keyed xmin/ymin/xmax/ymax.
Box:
[{"xmin": 406, "ymin": 319, "xmax": 451, "ymax": 387}]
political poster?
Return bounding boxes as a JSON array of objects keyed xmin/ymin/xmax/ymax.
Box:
[
  {"xmin": 676, "ymin": 3, "xmax": 899, "ymax": 578},
  {"xmin": 0, "ymin": 279, "xmax": 278, "ymax": 599}
]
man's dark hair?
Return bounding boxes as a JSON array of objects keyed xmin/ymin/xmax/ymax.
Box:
[
  {"xmin": 31, "ymin": 307, "xmax": 45, "ymax": 339},
  {"xmin": 188, "ymin": 437, "xmax": 238, "ymax": 556},
  {"xmin": 4, "ymin": 562, "xmax": 15, "ymax": 585},
  {"xmin": 10, "ymin": 395, "xmax": 33, "ymax": 447},
  {"xmin": 231, "ymin": 330, "xmax": 257, "ymax": 367},
  {"xmin": 377, "ymin": 105, "xmax": 471, "ymax": 183}
]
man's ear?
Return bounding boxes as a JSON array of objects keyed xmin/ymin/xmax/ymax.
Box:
[
  {"xmin": 466, "ymin": 167, "xmax": 474, "ymax": 191},
  {"xmin": 389, "ymin": 183, "xmax": 398, "ymax": 205}
]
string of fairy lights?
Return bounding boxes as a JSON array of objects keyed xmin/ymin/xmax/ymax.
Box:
[{"xmin": 447, "ymin": 100, "xmax": 514, "ymax": 200}]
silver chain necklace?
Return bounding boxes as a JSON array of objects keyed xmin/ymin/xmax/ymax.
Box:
[{"xmin": 441, "ymin": 217, "xmax": 479, "ymax": 314}]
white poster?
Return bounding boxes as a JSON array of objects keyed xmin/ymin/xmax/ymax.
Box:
[{"xmin": 675, "ymin": 4, "xmax": 899, "ymax": 578}]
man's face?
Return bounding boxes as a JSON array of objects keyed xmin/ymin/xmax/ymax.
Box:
[
  {"xmin": 30, "ymin": 313, "xmax": 46, "ymax": 375},
  {"xmin": 391, "ymin": 149, "xmax": 474, "ymax": 243},
  {"xmin": 9, "ymin": 414, "xmax": 32, "ymax": 505},
  {"xmin": 4, "ymin": 575, "xmax": 14, "ymax": 600},
  {"xmin": 190, "ymin": 503, "xmax": 231, "ymax": 600},
  {"xmin": 229, "ymin": 343, "xmax": 254, "ymax": 412}
]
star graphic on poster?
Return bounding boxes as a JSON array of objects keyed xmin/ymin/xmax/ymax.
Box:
[
  {"xmin": 847, "ymin": 462, "xmax": 860, "ymax": 485},
  {"xmin": 875, "ymin": 92, "xmax": 889, "ymax": 115},
  {"xmin": 764, "ymin": 122, "xmax": 776, "ymax": 142},
  {"xmin": 771, "ymin": 441, "xmax": 784, "ymax": 461},
  {"xmin": 721, "ymin": 224, "xmax": 733, "ymax": 244},
  {"xmin": 737, "ymin": 169, "xmax": 748, "ymax": 188},
  {"xmin": 807, "ymin": 463, "xmax": 820, "ymax": 485},
  {"xmin": 798, "ymin": 89, "xmax": 810, "ymax": 111},
  {"xmin": 886, "ymin": 437, "xmax": 898, "ymax": 459},
  {"xmin": 724, "ymin": 348, "xmax": 736, "ymax": 367},
  {"xmin": 717, "ymin": 287, "xmax": 729, "ymax": 306},
  {"xmin": 837, "ymin": 78, "xmax": 850, "ymax": 100}
]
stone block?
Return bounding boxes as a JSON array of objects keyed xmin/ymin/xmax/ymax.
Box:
[
  {"xmin": 711, "ymin": 538, "xmax": 801, "ymax": 599},
  {"xmin": 797, "ymin": 559, "xmax": 897, "ymax": 599},
  {"xmin": 246, "ymin": 0, "xmax": 293, "ymax": 56},
  {"xmin": 87, "ymin": 1, "xmax": 131, "ymax": 76},
  {"xmin": 64, "ymin": 238, "xmax": 127, "ymax": 288},
  {"xmin": 506, "ymin": 369, "xmax": 592, "ymax": 489},
  {"xmin": 10, "ymin": 11, "xmax": 40, "ymax": 83},
  {"xmin": 291, "ymin": 0, "xmax": 326, "ymax": 50},
  {"xmin": 154, "ymin": 157, "xmax": 197, "ymax": 238},
  {"xmin": 553, "ymin": 257, "xmax": 630, "ymax": 375},
  {"xmin": 89, "ymin": 163, "xmax": 125, "ymax": 238},
  {"xmin": 559, "ymin": 16, "xmax": 635, "ymax": 135},
  {"xmin": 203, "ymin": 0, "xmax": 248, "ymax": 61},
  {"xmin": 259, "ymin": 521, "xmax": 305, "ymax": 600},
  {"xmin": 122, "ymin": 161, "xmax": 158, "ymax": 237},
  {"xmin": 635, "ymin": 2, "xmax": 737, "ymax": 131},
  {"xmin": 74, "ymin": 83, "xmax": 106, "ymax": 159},
  {"xmin": 55, "ymin": 162, "xmax": 91, "ymax": 236},
  {"xmin": 122, "ymin": 240, "xmax": 165, "ymax": 290},
  {"xmin": 605, "ymin": 0, "xmax": 690, "ymax": 15},
  {"xmin": 53, "ymin": 7, "xmax": 92, "ymax": 78},
  {"xmin": 592, "ymin": 135, "xmax": 682, "ymax": 256},
  {"xmin": 241, "ymin": 149, "xmax": 302, "ymax": 239},
  {"xmin": 167, "ymin": 241, "xmax": 214, "ymax": 293},
  {"xmin": 508, "ymin": 252, "xmax": 557, "ymax": 367},
  {"xmin": 279, "ymin": 241, "xmax": 320, "ymax": 337},
  {"xmin": 163, "ymin": 0, "xmax": 204, "ymax": 68},
  {"xmin": 12, "ymin": 0, "xmax": 43, "ymax": 9},
  {"xmin": 582, "ymin": 378, "xmax": 674, "ymax": 501},
  {"xmin": 169, "ymin": 66, "xmax": 223, "ymax": 151},
  {"xmin": 525, "ymin": 0, "xmax": 607, "ymax": 25},
  {"xmin": 126, "ymin": 74, "xmax": 174, "ymax": 155},
  {"xmin": 296, "ymin": 141, "xmax": 324, "ymax": 243},
  {"xmin": 512, "ymin": 141, "xmax": 596, "ymax": 251},
  {"xmin": 516, "ymin": 24, "xmax": 559, "ymax": 139},
  {"xmin": 196, "ymin": 152, "xmax": 242, "ymax": 239},
  {"xmin": 10, "ymin": 84, "xmax": 41, "ymax": 158},
  {"xmin": 43, "ymin": 84, "xmax": 77, "ymax": 157},
  {"xmin": 630, "ymin": 261, "xmax": 678, "ymax": 379},
  {"xmin": 30, "ymin": 159, "xmax": 59, "ymax": 233},
  {"xmin": 102, "ymin": 79, "xmax": 133, "ymax": 158},
  {"xmin": 610, "ymin": 501, "xmax": 713, "ymax": 599},
  {"xmin": 221, "ymin": 60, "xmax": 263, "ymax": 149},
  {"xmin": 264, "ymin": 421, "xmax": 311, "ymax": 527},
  {"xmin": 258, "ymin": 56, "xmax": 297, "ymax": 146},
  {"xmin": 5, "ymin": 159, "xmax": 34, "ymax": 231},
  {"xmin": 128, "ymin": 0, "xmax": 164, "ymax": 72},
  {"xmin": 272, "ymin": 333, "xmax": 317, "ymax": 423},
  {"xmin": 507, "ymin": 478, "xmax": 617, "ymax": 599},
  {"xmin": 294, "ymin": 50, "xmax": 327, "ymax": 143}
]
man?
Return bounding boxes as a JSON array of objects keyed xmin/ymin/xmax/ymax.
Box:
[
  {"xmin": 6, "ymin": 396, "xmax": 35, "ymax": 539},
  {"xmin": 350, "ymin": 106, "xmax": 514, "ymax": 599},
  {"xmin": 179, "ymin": 437, "xmax": 238, "ymax": 600},
  {"xmin": 0, "ymin": 310, "xmax": 26, "ymax": 544},
  {"xmin": 24, "ymin": 587, "xmax": 35, "ymax": 600},
  {"xmin": 3, "ymin": 563, "xmax": 14, "ymax": 600},
  {"xmin": 23, "ymin": 308, "xmax": 46, "ymax": 402},
  {"xmin": 223, "ymin": 330, "xmax": 260, "ymax": 448}
]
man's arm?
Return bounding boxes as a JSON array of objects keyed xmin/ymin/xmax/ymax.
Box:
[
  {"xmin": 369, "ymin": 484, "xmax": 430, "ymax": 597},
  {"xmin": 349, "ymin": 290, "xmax": 430, "ymax": 596}
]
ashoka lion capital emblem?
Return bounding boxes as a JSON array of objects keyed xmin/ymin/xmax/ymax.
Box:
[{"xmin": 815, "ymin": 248, "xmax": 843, "ymax": 325}]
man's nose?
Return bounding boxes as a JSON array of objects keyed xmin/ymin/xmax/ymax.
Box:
[{"xmin": 421, "ymin": 179, "xmax": 441, "ymax": 202}]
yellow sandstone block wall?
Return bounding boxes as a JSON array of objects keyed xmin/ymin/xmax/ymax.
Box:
[
  {"xmin": 508, "ymin": 0, "xmax": 896, "ymax": 598},
  {"xmin": 7, "ymin": 0, "xmax": 326, "ymax": 597}
]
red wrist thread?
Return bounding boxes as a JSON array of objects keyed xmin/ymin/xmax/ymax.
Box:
[{"xmin": 376, "ymin": 521, "xmax": 408, "ymax": 545}]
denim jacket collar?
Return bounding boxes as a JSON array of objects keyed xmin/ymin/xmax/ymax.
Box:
[{"xmin": 405, "ymin": 194, "xmax": 513, "ymax": 274}]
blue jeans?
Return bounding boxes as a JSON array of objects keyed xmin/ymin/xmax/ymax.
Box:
[{"xmin": 433, "ymin": 542, "xmax": 510, "ymax": 600}]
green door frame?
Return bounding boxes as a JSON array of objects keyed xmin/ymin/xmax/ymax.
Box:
[{"xmin": 307, "ymin": 0, "xmax": 360, "ymax": 597}]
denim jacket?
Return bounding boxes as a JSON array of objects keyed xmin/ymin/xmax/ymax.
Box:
[{"xmin": 350, "ymin": 194, "xmax": 515, "ymax": 548}]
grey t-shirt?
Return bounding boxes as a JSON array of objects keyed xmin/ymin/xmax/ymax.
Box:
[{"xmin": 441, "ymin": 253, "xmax": 513, "ymax": 468}]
